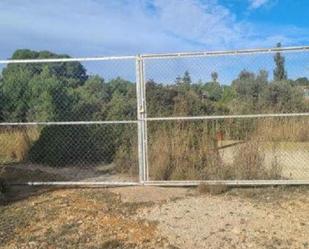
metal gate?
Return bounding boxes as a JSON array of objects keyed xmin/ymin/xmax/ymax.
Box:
[{"xmin": 1, "ymin": 46, "xmax": 309, "ymax": 186}]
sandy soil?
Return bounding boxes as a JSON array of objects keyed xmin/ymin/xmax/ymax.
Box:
[
  {"xmin": 1, "ymin": 186, "xmax": 308, "ymax": 249},
  {"xmin": 220, "ymin": 141, "xmax": 309, "ymax": 179},
  {"xmin": 5, "ymin": 163, "xmax": 137, "ymax": 182},
  {"xmin": 110, "ymin": 186, "xmax": 193, "ymax": 203},
  {"xmin": 136, "ymin": 187, "xmax": 309, "ymax": 249}
]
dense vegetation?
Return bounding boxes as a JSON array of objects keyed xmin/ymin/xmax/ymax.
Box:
[{"xmin": 0, "ymin": 43, "xmax": 308, "ymax": 180}]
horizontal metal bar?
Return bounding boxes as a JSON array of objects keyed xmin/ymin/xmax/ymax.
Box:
[
  {"xmin": 0, "ymin": 120, "xmax": 138, "ymax": 126},
  {"xmin": 145, "ymin": 180, "xmax": 309, "ymax": 186},
  {"xmin": 141, "ymin": 45, "xmax": 309, "ymax": 60},
  {"xmin": 146, "ymin": 112, "xmax": 309, "ymax": 121},
  {"xmin": 1, "ymin": 46, "xmax": 309, "ymax": 64},
  {"xmin": 9, "ymin": 180, "xmax": 309, "ymax": 187},
  {"xmin": 0, "ymin": 55, "xmax": 136, "ymax": 64},
  {"xmin": 16, "ymin": 181, "xmax": 141, "ymax": 186}
]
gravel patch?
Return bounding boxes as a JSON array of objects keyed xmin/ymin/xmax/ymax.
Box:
[
  {"xmin": 137, "ymin": 188, "xmax": 309, "ymax": 249},
  {"xmin": 110, "ymin": 186, "xmax": 193, "ymax": 203}
]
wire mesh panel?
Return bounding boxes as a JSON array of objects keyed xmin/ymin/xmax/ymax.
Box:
[
  {"xmin": 1, "ymin": 47, "xmax": 309, "ymax": 186},
  {"xmin": 0, "ymin": 57, "xmax": 140, "ymax": 185},
  {"xmin": 144, "ymin": 49, "xmax": 309, "ymax": 117},
  {"xmin": 0, "ymin": 123, "xmax": 138, "ymax": 184},
  {"xmin": 147, "ymin": 117, "xmax": 309, "ymax": 182},
  {"xmin": 143, "ymin": 47, "xmax": 309, "ymax": 184}
]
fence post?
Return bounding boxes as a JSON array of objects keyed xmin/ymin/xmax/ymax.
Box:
[{"xmin": 136, "ymin": 56, "xmax": 148, "ymax": 184}]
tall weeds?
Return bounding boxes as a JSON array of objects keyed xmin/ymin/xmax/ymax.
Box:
[
  {"xmin": 0, "ymin": 127, "xmax": 39, "ymax": 164},
  {"xmin": 148, "ymin": 121, "xmax": 228, "ymax": 180},
  {"xmin": 147, "ymin": 119, "xmax": 286, "ymax": 180}
]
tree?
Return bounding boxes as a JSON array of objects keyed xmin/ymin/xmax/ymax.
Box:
[
  {"xmin": 1, "ymin": 49, "xmax": 87, "ymax": 122},
  {"xmin": 232, "ymin": 70, "xmax": 268, "ymax": 112},
  {"xmin": 211, "ymin": 71, "xmax": 218, "ymax": 83},
  {"xmin": 146, "ymin": 80, "xmax": 178, "ymax": 116},
  {"xmin": 73, "ymin": 75, "xmax": 107, "ymax": 121},
  {"xmin": 26, "ymin": 66, "xmax": 77, "ymax": 121},
  {"xmin": 293, "ymin": 77, "xmax": 309, "ymax": 86},
  {"xmin": 183, "ymin": 71, "xmax": 192, "ymax": 85},
  {"xmin": 175, "ymin": 71, "xmax": 191, "ymax": 92},
  {"xmin": 273, "ymin": 42, "xmax": 287, "ymax": 81},
  {"xmin": 265, "ymin": 81, "xmax": 303, "ymax": 112},
  {"xmin": 204, "ymin": 72, "xmax": 222, "ymax": 102}
]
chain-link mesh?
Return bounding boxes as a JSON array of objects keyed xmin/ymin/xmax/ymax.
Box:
[
  {"xmin": 144, "ymin": 50, "xmax": 309, "ymax": 117},
  {"xmin": 0, "ymin": 48, "xmax": 309, "ymax": 185},
  {"xmin": 0, "ymin": 124, "xmax": 138, "ymax": 183},
  {"xmin": 0, "ymin": 58, "xmax": 139, "ymax": 184},
  {"xmin": 144, "ymin": 49, "xmax": 309, "ymax": 182},
  {"xmin": 147, "ymin": 117, "xmax": 309, "ymax": 181}
]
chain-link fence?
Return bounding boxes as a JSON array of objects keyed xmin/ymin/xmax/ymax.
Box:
[
  {"xmin": 0, "ymin": 46, "xmax": 309, "ymax": 186},
  {"xmin": 0, "ymin": 57, "xmax": 140, "ymax": 185},
  {"xmin": 142, "ymin": 47, "xmax": 309, "ymax": 185}
]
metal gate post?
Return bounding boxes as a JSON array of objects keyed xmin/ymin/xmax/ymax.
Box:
[{"xmin": 136, "ymin": 56, "xmax": 148, "ymax": 184}]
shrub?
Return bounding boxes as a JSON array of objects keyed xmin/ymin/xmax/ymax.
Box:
[{"xmin": 28, "ymin": 125, "xmax": 117, "ymax": 166}]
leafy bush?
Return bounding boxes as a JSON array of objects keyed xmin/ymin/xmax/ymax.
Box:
[{"xmin": 28, "ymin": 125, "xmax": 117, "ymax": 166}]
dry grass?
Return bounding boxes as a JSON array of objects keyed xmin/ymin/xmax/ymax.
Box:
[
  {"xmin": 148, "ymin": 120, "xmax": 287, "ymax": 181},
  {"xmin": 148, "ymin": 121, "xmax": 224, "ymax": 180},
  {"xmin": 231, "ymin": 140, "xmax": 282, "ymax": 180},
  {"xmin": 0, "ymin": 127, "xmax": 39, "ymax": 165},
  {"xmin": 114, "ymin": 137, "xmax": 139, "ymax": 176},
  {"xmin": 255, "ymin": 117, "xmax": 309, "ymax": 142}
]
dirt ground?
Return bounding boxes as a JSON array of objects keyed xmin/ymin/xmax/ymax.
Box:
[{"xmin": 0, "ymin": 186, "xmax": 308, "ymax": 249}]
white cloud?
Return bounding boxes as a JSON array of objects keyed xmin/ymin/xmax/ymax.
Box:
[
  {"xmin": 0, "ymin": 0, "xmax": 307, "ymax": 59},
  {"xmin": 248, "ymin": 0, "xmax": 270, "ymax": 9}
]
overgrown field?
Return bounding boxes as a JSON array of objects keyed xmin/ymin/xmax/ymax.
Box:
[{"xmin": 0, "ymin": 117, "xmax": 308, "ymax": 183}]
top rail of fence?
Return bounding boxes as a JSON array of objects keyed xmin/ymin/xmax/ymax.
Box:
[
  {"xmin": 140, "ymin": 45, "xmax": 309, "ymax": 60},
  {"xmin": 0, "ymin": 55, "xmax": 137, "ymax": 64},
  {"xmin": 1, "ymin": 46, "xmax": 309, "ymax": 64}
]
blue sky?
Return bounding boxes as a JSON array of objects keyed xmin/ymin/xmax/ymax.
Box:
[
  {"xmin": 0, "ymin": 0, "xmax": 309, "ymax": 59},
  {"xmin": 0, "ymin": 0, "xmax": 309, "ymax": 83}
]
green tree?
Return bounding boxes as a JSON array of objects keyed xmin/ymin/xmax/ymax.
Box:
[
  {"xmin": 183, "ymin": 71, "xmax": 192, "ymax": 85},
  {"xmin": 264, "ymin": 81, "xmax": 304, "ymax": 112},
  {"xmin": 203, "ymin": 72, "xmax": 223, "ymax": 102},
  {"xmin": 273, "ymin": 42, "xmax": 287, "ymax": 81},
  {"xmin": 293, "ymin": 77, "xmax": 309, "ymax": 86},
  {"xmin": 232, "ymin": 70, "xmax": 268, "ymax": 113},
  {"xmin": 146, "ymin": 79, "xmax": 178, "ymax": 116},
  {"xmin": 1, "ymin": 49, "xmax": 87, "ymax": 122},
  {"xmin": 27, "ymin": 66, "xmax": 76, "ymax": 121},
  {"xmin": 175, "ymin": 71, "xmax": 191, "ymax": 91},
  {"xmin": 211, "ymin": 71, "xmax": 218, "ymax": 83},
  {"xmin": 73, "ymin": 75, "xmax": 107, "ymax": 121}
]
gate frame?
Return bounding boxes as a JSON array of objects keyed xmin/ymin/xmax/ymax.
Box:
[
  {"xmin": 139, "ymin": 45, "xmax": 309, "ymax": 186},
  {"xmin": 1, "ymin": 45, "xmax": 309, "ymax": 186}
]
